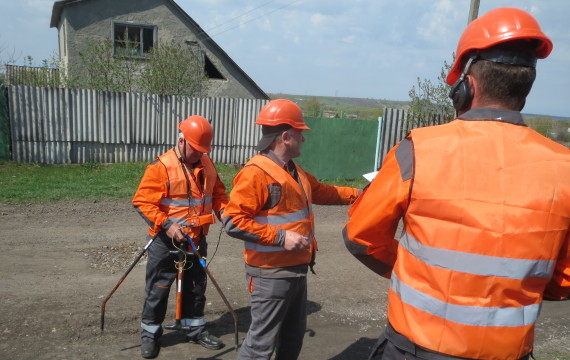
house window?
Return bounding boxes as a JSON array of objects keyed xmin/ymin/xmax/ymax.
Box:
[
  {"xmin": 113, "ymin": 23, "xmax": 155, "ymax": 57},
  {"xmin": 205, "ymin": 55, "xmax": 225, "ymax": 80},
  {"xmin": 185, "ymin": 40, "xmax": 225, "ymax": 80}
]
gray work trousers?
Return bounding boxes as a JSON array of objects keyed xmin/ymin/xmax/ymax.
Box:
[
  {"xmin": 140, "ymin": 235, "xmax": 208, "ymax": 341},
  {"xmin": 237, "ymin": 275, "xmax": 307, "ymax": 360}
]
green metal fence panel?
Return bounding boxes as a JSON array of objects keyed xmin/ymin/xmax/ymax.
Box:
[
  {"xmin": 295, "ymin": 117, "xmax": 377, "ymax": 180},
  {"xmin": 0, "ymin": 80, "xmax": 10, "ymax": 160}
]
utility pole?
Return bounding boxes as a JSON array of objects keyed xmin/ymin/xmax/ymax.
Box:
[{"xmin": 468, "ymin": 0, "xmax": 480, "ymax": 23}]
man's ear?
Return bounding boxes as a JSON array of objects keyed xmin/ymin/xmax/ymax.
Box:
[
  {"xmin": 466, "ymin": 74, "xmax": 476, "ymax": 100},
  {"xmin": 280, "ymin": 130, "xmax": 290, "ymax": 142}
]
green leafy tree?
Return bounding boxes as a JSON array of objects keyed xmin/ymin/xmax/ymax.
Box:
[
  {"xmin": 65, "ymin": 38, "xmax": 208, "ymax": 96},
  {"xmin": 71, "ymin": 39, "xmax": 139, "ymax": 92},
  {"xmin": 304, "ymin": 97, "xmax": 321, "ymax": 117},
  {"xmin": 407, "ymin": 57, "xmax": 455, "ymax": 132},
  {"xmin": 139, "ymin": 41, "xmax": 208, "ymax": 97}
]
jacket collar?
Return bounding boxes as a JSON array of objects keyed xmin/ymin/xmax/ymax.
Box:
[{"xmin": 457, "ymin": 108, "xmax": 527, "ymax": 126}]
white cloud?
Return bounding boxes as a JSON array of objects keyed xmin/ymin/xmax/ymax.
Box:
[
  {"xmin": 416, "ymin": 0, "xmax": 457, "ymax": 43},
  {"xmin": 310, "ymin": 13, "xmax": 329, "ymax": 26}
]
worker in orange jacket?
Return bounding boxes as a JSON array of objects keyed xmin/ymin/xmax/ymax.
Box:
[
  {"xmin": 222, "ymin": 99, "xmax": 359, "ymax": 360},
  {"xmin": 133, "ymin": 116, "xmax": 228, "ymax": 358},
  {"xmin": 343, "ymin": 7, "xmax": 570, "ymax": 360}
]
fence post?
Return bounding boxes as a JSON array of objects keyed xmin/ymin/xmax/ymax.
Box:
[
  {"xmin": 374, "ymin": 116, "xmax": 383, "ymax": 171},
  {"xmin": 0, "ymin": 81, "xmax": 10, "ymax": 160}
]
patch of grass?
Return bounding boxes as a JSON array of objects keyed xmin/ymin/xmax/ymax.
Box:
[
  {"xmin": 0, "ymin": 161, "xmax": 367, "ymax": 204},
  {"xmin": 0, "ymin": 161, "xmax": 147, "ymax": 203},
  {"xmin": 214, "ymin": 163, "xmax": 241, "ymax": 190},
  {"xmin": 322, "ymin": 178, "xmax": 368, "ymax": 189}
]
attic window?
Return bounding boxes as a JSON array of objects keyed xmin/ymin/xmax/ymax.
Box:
[
  {"xmin": 114, "ymin": 23, "xmax": 156, "ymax": 57},
  {"xmin": 204, "ymin": 55, "xmax": 225, "ymax": 79}
]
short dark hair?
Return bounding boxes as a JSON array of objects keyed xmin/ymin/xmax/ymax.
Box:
[
  {"xmin": 469, "ymin": 39, "xmax": 538, "ymax": 110},
  {"xmin": 471, "ymin": 60, "xmax": 536, "ymax": 110}
]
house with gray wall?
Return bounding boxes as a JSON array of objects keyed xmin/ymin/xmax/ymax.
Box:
[{"xmin": 50, "ymin": 0, "xmax": 268, "ymax": 99}]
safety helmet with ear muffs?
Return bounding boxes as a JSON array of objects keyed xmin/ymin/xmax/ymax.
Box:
[{"xmin": 447, "ymin": 7, "xmax": 552, "ymax": 112}]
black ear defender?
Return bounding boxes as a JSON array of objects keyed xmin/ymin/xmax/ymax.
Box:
[{"xmin": 449, "ymin": 56, "xmax": 477, "ymax": 112}]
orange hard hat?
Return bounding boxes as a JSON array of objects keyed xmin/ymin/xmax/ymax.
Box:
[
  {"xmin": 447, "ymin": 7, "xmax": 552, "ymax": 85},
  {"xmin": 255, "ymin": 99, "xmax": 311, "ymax": 130},
  {"xmin": 178, "ymin": 115, "xmax": 213, "ymax": 153}
]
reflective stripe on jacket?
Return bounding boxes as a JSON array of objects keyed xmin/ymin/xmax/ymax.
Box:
[
  {"xmin": 133, "ymin": 148, "xmax": 226, "ymax": 242},
  {"xmin": 242, "ymin": 155, "xmax": 315, "ymax": 268},
  {"xmin": 157, "ymin": 149, "xmax": 218, "ymax": 240},
  {"xmin": 223, "ymin": 153, "xmax": 359, "ymax": 269},
  {"xmin": 344, "ymin": 108, "xmax": 570, "ymax": 360}
]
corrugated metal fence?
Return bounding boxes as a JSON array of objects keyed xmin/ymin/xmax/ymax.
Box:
[
  {"xmin": 5, "ymin": 85, "xmax": 446, "ymax": 178},
  {"xmin": 6, "ymin": 65, "xmax": 61, "ymax": 88},
  {"xmin": 376, "ymin": 108, "xmax": 445, "ymax": 169},
  {"xmin": 7, "ymin": 85, "xmax": 267, "ymax": 164}
]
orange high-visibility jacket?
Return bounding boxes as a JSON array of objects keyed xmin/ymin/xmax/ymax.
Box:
[
  {"xmin": 132, "ymin": 148, "xmax": 228, "ymax": 241},
  {"xmin": 223, "ymin": 154, "xmax": 359, "ymax": 268},
  {"xmin": 344, "ymin": 108, "xmax": 570, "ymax": 359}
]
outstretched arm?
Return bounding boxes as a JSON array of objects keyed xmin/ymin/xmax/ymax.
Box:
[{"xmin": 343, "ymin": 139, "xmax": 413, "ymax": 278}]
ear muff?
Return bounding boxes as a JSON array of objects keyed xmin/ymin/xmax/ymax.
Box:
[
  {"xmin": 449, "ymin": 75, "xmax": 472, "ymax": 112},
  {"xmin": 448, "ymin": 56, "xmax": 477, "ymax": 112}
]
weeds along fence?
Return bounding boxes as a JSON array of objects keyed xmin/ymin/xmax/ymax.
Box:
[{"xmin": 3, "ymin": 85, "xmax": 445, "ymax": 179}]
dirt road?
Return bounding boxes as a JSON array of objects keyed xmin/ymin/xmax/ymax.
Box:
[{"xmin": 0, "ymin": 201, "xmax": 568, "ymax": 360}]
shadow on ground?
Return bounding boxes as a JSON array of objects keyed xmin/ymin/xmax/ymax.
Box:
[{"xmin": 157, "ymin": 300, "xmax": 379, "ymax": 359}]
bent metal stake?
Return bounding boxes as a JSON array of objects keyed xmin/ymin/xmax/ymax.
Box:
[
  {"xmin": 100, "ymin": 232, "xmax": 239, "ymax": 351},
  {"xmin": 100, "ymin": 235, "xmax": 157, "ymax": 333}
]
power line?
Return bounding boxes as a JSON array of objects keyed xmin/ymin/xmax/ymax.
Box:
[
  {"xmin": 205, "ymin": 0, "xmax": 280, "ymax": 32},
  {"xmin": 210, "ymin": 0, "xmax": 301, "ymax": 37}
]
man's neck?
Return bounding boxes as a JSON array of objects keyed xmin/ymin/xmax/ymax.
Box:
[
  {"xmin": 263, "ymin": 149, "xmax": 289, "ymax": 168},
  {"xmin": 270, "ymin": 147, "xmax": 290, "ymax": 165},
  {"xmin": 174, "ymin": 145, "xmax": 198, "ymax": 168}
]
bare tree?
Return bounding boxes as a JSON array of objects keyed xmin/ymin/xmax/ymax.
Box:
[{"xmin": 407, "ymin": 57, "xmax": 455, "ymax": 132}]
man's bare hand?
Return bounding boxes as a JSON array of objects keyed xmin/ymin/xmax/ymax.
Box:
[
  {"xmin": 283, "ymin": 231, "xmax": 309, "ymax": 251},
  {"xmin": 166, "ymin": 224, "xmax": 186, "ymax": 242}
]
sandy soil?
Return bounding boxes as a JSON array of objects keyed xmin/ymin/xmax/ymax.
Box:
[{"xmin": 0, "ymin": 201, "xmax": 568, "ymax": 360}]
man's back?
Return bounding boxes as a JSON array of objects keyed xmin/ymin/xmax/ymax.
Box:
[{"xmin": 389, "ymin": 111, "xmax": 570, "ymax": 358}]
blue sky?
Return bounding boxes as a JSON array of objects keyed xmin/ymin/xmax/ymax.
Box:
[{"xmin": 1, "ymin": 0, "xmax": 569, "ymax": 117}]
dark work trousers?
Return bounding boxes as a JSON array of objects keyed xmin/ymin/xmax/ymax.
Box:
[
  {"xmin": 140, "ymin": 234, "xmax": 208, "ymax": 341},
  {"xmin": 368, "ymin": 323, "xmax": 532, "ymax": 360},
  {"xmin": 237, "ymin": 275, "xmax": 307, "ymax": 360}
]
